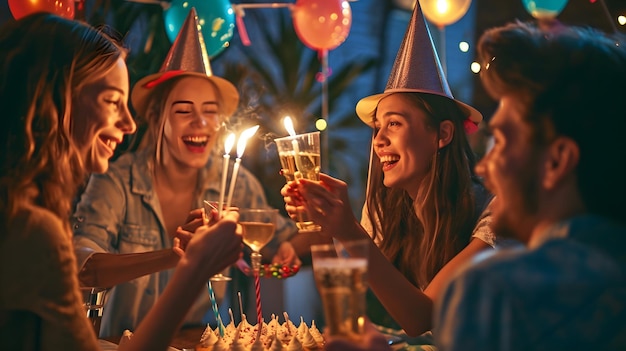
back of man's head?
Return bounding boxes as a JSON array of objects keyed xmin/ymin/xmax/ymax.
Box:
[{"xmin": 477, "ymin": 21, "xmax": 626, "ymax": 223}]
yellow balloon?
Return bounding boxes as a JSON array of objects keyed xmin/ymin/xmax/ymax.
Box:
[{"xmin": 419, "ymin": 0, "xmax": 472, "ymax": 27}]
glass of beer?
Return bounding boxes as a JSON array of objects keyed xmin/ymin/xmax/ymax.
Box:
[
  {"xmin": 310, "ymin": 239, "xmax": 369, "ymax": 338},
  {"xmin": 274, "ymin": 131, "xmax": 321, "ymax": 233}
]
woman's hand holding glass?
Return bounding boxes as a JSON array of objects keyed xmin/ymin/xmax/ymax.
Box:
[
  {"xmin": 281, "ymin": 173, "xmax": 361, "ymax": 242},
  {"xmin": 181, "ymin": 210, "xmax": 243, "ymax": 279},
  {"xmin": 173, "ymin": 208, "xmax": 205, "ymax": 256},
  {"xmin": 175, "ymin": 204, "xmax": 241, "ymax": 281}
]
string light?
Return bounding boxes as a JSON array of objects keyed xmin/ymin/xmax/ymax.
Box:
[
  {"xmin": 459, "ymin": 41, "xmax": 469, "ymax": 52},
  {"xmin": 315, "ymin": 119, "xmax": 327, "ymax": 131},
  {"xmin": 470, "ymin": 62, "xmax": 481, "ymax": 74}
]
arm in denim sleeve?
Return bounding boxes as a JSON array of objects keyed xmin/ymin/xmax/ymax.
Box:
[
  {"xmin": 72, "ymin": 168, "xmax": 180, "ymax": 288},
  {"xmin": 72, "ymin": 171, "xmax": 126, "ymax": 268}
]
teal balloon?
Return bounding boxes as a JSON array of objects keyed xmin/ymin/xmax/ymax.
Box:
[
  {"xmin": 522, "ymin": 0, "xmax": 569, "ymax": 19},
  {"xmin": 164, "ymin": 0, "xmax": 235, "ymax": 58}
]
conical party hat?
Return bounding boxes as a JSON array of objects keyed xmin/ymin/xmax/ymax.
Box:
[
  {"xmin": 355, "ymin": 1, "xmax": 482, "ymax": 127},
  {"xmin": 131, "ymin": 7, "xmax": 239, "ymax": 117}
]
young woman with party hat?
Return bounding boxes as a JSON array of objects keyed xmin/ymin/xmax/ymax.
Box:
[
  {"xmin": 281, "ymin": 1, "xmax": 497, "ymax": 339},
  {"xmin": 72, "ymin": 8, "xmax": 299, "ymax": 338}
]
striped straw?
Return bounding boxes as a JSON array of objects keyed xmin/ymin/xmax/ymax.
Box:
[{"xmin": 207, "ymin": 281, "xmax": 224, "ymax": 336}]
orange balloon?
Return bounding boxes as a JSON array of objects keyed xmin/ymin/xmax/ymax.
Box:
[
  {"xmin": 8, "ymin": 0, "xmax": 75, "ymax": 20},
  {"xmin": 292, "ymin": 0, "xmax": 352, "ymax": 51},
  {"xmin": 419, "ymin": 0, "xmax": 471, "ymax": 27}
]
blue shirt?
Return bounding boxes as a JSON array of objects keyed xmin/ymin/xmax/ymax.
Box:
[
  {"xmin": 434, "ymin": 215, "xmax": 626, "ymax": 351},
  {"xmin": 72, "ymin": 147, "xmax": 297, "ymax": 337}
]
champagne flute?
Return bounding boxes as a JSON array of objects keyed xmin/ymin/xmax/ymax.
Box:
[
  {"xmin": 204, "ymin": 200, "xmax": 232, "ymax": 282},
  {"xmin": 239, "ymin": 209, "xmax": 278, "ymax": 270},
  {"xmin": 274, "ymin": 131, "xmax": 322, "ymax": 233}
]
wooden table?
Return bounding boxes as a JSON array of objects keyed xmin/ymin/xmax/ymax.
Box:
[
  {"xmin": 167, "ymin": 326, "xmax": 205, "ymax": 349},
  {"xmin": 103, "ymin": 325, "xmax": 205, "ymax": 350}
]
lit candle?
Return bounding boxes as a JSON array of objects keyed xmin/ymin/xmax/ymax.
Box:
[
  {"xmin": 225, "ymin": 125, "xmax": 259, "ymax": 210},
  {"xmin": 218, "ymin": 133, "xmax": 236, "ymax": 219},
  {"xmin": 283, "ymin": 116, "xmax": 297, "ymax": 137},
  {"xmin": 283, "ymin": 116, "xmax": 305, "ymax": 176}
]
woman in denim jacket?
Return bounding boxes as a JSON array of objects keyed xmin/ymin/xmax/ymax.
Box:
[{"xmin": 72, "ymin": 9, "xmax": 299, "ymax": 338}]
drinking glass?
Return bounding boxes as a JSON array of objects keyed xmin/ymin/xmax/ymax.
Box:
[
  {"xmin": 81, "ymin": 287, "xmax": 107, "ymax": 336},
  {"xmin": 239, "ymin": 208, "xmax": 278, "ymax": 270},
  {"xmin": 203, "ymin": 200, "xmax": 232, "ymax": 282},
  {"xmin": 310, "ymin": 239, "xmax": 369, "ymax": 338},
  {"xmin": 274, "ymin": 131, "xmax": 321, "ymax": 233}
]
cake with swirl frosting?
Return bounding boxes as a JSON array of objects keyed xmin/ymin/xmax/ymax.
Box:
[{"xmin": 196, "ymin": 313, "xmax": 324, "ymax": 351}]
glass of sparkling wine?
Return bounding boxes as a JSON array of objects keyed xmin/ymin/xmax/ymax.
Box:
[
  {"xmin": 274, "ymin": 131, "xmax": 321, "ymax": 233},
  {"xmin": 204, "ymin": 200, "xmax": 233, "ymax": 282},
  {"xmin": 239, "ymin": 208, "xmax": 278, "ymax": 270},
  {"xmin": 310, "ymin": 239, "xmax": 369, "ymax": 338}
]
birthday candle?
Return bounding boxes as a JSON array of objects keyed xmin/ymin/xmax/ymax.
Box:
[
  {"xmin": 225, "ymin": 125, "xmax": 259, "ymax": 210},
  {"xmin": 254, "ymin": 272, "xmax": 263, "ymax": 325},
  {"xmin": 218, "ymin": 133, "xmax": 235, "ymax": 219},
  {"xmin": 283, "ymin": 116, "xmax": 305, "ymax": 176}
]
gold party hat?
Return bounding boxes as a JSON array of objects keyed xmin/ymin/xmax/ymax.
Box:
[
  {"xmin": 131, "ymin": 7, "xmax": 239, "ymax": 117},
  {"xmin": 355, "ymin": 1, "xmax": 481, "ymax": 127}
]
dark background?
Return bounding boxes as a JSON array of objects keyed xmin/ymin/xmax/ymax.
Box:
[{"xmin": 1, "ymin": 0, "xmax": 625, "ymax": 214}]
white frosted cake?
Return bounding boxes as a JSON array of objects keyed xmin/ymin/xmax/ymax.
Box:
[{"xmin": 196, "ymin": 313, "xmax": 324, "ymax": 351}]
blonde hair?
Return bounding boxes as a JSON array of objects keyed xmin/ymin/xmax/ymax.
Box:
[{"xmin": 134, "ymin": 76, "xmax": 228, "ymax": 171}]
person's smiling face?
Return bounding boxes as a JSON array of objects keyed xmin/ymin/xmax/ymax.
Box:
[
  {"xmin": 72, "ymin": 57, "xmax": 136, "ymax": 174},
  {"xmin": 373, "ymin": 93, "xmax": 439, "ymax": 197},
  {"xmin": 475, "ymin": 95, "xmax": 544, "ymax": 243},
  {"xmin": 161, "ymin": 76, "xmax": 222, "ymax": 169}
]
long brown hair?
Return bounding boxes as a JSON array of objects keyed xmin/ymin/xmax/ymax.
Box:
[
  {"xmin": 365, "ymin": 93, "xmax": 480, "ymax": 288},
  {"xmin": 0, "ymin": 13, "xmax": 125, "ymax": 232}
]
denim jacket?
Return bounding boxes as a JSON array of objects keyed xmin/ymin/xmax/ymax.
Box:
[{"xmin": 72, "ymin": 147, "xmax": 296, "ymax": 337}]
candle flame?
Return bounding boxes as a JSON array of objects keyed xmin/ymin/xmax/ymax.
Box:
[
  {"xmin": 283, "ymin": 116, "xmax": 297, "ymax": 137},
  {"xmin": 236, "ymin": 125, "xmax": 259, "ymax": 158},
  {"xmin": 224, "ymin": 133, "xmax": 236, "ymax": 155}
]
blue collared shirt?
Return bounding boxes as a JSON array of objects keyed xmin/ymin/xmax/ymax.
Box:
[{"xmin": 435, "ymin": 215, "xmax": 626, "ymax": 351}]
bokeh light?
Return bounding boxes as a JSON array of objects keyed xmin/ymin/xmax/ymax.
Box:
[
  {"xmin": 459, "ymin": 41, "xmax": 469, "ymax": 52},
  {"xmin": 315, "ymin": 118, "xmax": 328, "ymax": 131},
  {"xmin": 470, "ymin": 62, "xmax": 481, "ymax": 74}
]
